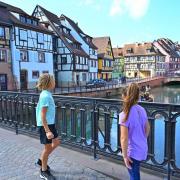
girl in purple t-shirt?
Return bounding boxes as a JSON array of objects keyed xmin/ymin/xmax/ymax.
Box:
[{"xmin": 119, "ymin": 83, "xmax": 150, "ymax": 180}]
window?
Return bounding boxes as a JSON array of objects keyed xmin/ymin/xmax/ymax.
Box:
[
  {"xmin": 0, "ymin": 27, "xmax": 5, "ymax": 39},
  {"xmin": 38, "ymin": 52, "xmax": 45, "ymax": 63},
  {"xmin": 32, "ymin": 71, "xmax": 39, "ymax": 79},
  {"xmin": 0, "ymin": 49, "xmax": 7, "ymax": 62},
  {"xmin": 19, "ymin": 29, "xmax": 27, "ymax": 41},
  {"xmin": 82, "ymin": 73, "xmax": 86, "ymax": 81},
  {"xmin": 20, "ymin": 16, "xmax": 26, "ymax": 23},
  {"xmin": 91, "ymin": 60, "xmax": 93, "ymax": 67},
  {"xmin": 20, "ymin": 50, "xmax": 28, "ymax": 61},
  {"xmin": 32, "ymin": 20, "xmax": 38, "ymax": 26},
  {"xmin": 26, "ymin": 18, "xmax": 32, "ymax": 24},
  {"xmin": 78, "ymin": 56, "xmax": 80, "ymax": 64},
  {"xmin": 126, "ymin": 48, "xmax": 133, "ymax": 54},
  {"xmin": 84, "ymin": 58, "xmax": 87, "ymax": 65},
  {"xmin": 61, "ymin": 56, "xmax": 67, "ymax": 64},
  {"xmin": 37, "ymin": 33, "xmax": 44, "ymax": 44}
]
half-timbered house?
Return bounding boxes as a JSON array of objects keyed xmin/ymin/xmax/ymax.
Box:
[
  {"xmin": 153, "ymin": 38, "xmax": 180, "ymax": 76},
  {"xmin": 0, "ymin": 1, "xmax": 54, "ymax": 90},
  {"xmin": 92, "ymin": 37, "xmax": 114, "ymax": 81},
  {"xmin": 60, "ymin": 14, "xmax": 98, "ymax": 81},
  {"xmin": 33, "ymin": 5, "xmax": 89, "ymax": 86},
  {"xmin": 123, "ymin": 42, "xmax": 166, "ymax": 78}
]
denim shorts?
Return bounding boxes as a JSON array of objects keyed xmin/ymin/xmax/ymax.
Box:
[
  {"xmin": 38, "ymin": 124, "xmax": 58, "ymax": 144},
  {"xmin": 127, "ymin": 158, "xmax": 141, "ymax": 180}
]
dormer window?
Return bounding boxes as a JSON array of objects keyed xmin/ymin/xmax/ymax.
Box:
[
  {"xmin": 146, "ymin": 48, "xmax": 153, "ymax": 53},
  {"xmin": 20, "ymin": 16, "xmax": 26, "ymax": 23},
  {"xmin": 126, "ymin": 48, "xmax": 133, "ymax": 54},
  {"xmin": 32, "ymin": 20, "xmax": 38, "ymax": 26},
  {"xmin": 27, "ymin": 18, "xmax": 32, "ymax": 24}
]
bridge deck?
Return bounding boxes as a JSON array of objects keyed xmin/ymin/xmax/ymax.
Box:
[{"xmin": 0, "ymin": 127, "xmax": 175, "ymax": 180}]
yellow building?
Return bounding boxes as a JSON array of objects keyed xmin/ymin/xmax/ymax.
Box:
[{"xmin": 92, "ymin": 37, "xmax": 114, "ymax": 81}]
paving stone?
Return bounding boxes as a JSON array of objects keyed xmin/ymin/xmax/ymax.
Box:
[{"xmin": 0, "ymin": 128, "xmax": 113, "ymax": 180}]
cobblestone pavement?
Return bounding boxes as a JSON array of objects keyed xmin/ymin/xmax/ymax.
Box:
[{"xmin": 0, "ymin": 128, "xmax": 113, "ymax": 180}]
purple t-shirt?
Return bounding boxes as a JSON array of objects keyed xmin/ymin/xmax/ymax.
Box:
[{"xmin": 119, "ymin": 104, "xmax": 148, "ymax": 161}]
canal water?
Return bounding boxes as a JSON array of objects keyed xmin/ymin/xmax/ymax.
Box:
[
  {"xmin": 106, "ymin": 84, "xmax": 180, "ymax": 167},
  {"xmin": 65, "ymin": 85, "xmax": 180, "ymax": 167}
]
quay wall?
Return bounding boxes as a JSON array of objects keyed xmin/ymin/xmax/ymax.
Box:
[{"xmin": 61, "ymin": 77, "xmax": 166, "ymax": 98}]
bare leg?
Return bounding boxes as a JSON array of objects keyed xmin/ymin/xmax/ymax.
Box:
[
  {"xmin": 40, "ymin": 138, "xmax": 60, "ymax": 169},
  {"xmin": 41, "ymin": 144, "xmax": 52, "ymax": 171}
]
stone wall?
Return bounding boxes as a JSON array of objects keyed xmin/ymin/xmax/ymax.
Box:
[{"xmin": 61, "ymin": 77, "xmax": 166, "ymax": 98}]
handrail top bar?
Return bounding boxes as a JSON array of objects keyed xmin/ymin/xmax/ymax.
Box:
[{"xmin": 0, "ymin": 91, "xmax": 180, "ymax": 107}]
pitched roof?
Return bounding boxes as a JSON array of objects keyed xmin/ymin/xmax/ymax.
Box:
[
  {"xmin": 113, "ymin": 47, "xmax": 123, "ymax": 57},
  {"xmin": 60, "ymin": 14, "xmax": 97, "ymax": 49},
  {"xmin": 0, "ymin": 1, "xmax": 28, "ymax": 15},
  {"xmin": 0, "ymin": 6, "xmax": 12, "ymax": 26},
  {"xmin": 92, "ymin": 36, "xmax": 114, "ymax": 59},
  {"xmin": 92, "ymin": 37, "xmax": 109, "ymax": 54},
  {"xmin": 37, "ymin": 5, "xmax": 60, "ymax": 25},
  {"xmin": 155, "ymin": 38, "xmax": 180, "ymax": 58},
  {"xmin": 123, "ymin": 42, "xmax": 163, "ymax": 56},
  {"xmin": 0, "ymin": 2, "xmax": 52, "ymax": 34},
  {"xmin": 37, "ymin": 6, "xmax": 88, "ymax": 57}
]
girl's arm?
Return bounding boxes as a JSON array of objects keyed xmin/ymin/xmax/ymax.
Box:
[
  {"xmin": 145, "ymin": 120, "xmax": 150, "ymax": 137},
  {"xmin": 120, "ymin": 125, "xmax": 132, "ymax": 169},
  {"xmin": 41, "ymin": 107, "xmax": 54, "ymax": 139}
]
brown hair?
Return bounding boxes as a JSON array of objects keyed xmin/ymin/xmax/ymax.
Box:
[
  {"xmin": 36, "ymin": 73, "xmax": 55, "ymax": 90},
  {"xmin": 122, "ymin": 83, "xmax": 139, "ymax": 122},
  {"xmin": 121, "ymin": 88, "xmax": 127, "ymax": 100}
]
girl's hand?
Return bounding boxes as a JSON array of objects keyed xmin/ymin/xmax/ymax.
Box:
[
  {"xmin": 46, "ymin": 131, "xmax": 54, "ymax": 139},
  {"xmin": 123, "ymin": 156, "xmax": 133, "ymax": 169}
]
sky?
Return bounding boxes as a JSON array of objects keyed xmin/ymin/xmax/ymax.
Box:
[{"xmin": 2, "ymin": 0, "xmax": 180, "ymax": 47}]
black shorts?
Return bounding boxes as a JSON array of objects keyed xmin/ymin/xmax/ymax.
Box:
[{"xmin": 38, "ymin": 124, "xmax": 58, "ymax": 144}]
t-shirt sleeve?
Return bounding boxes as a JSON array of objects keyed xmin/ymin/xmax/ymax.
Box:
[
  {"xmin": 119, "ymin": 112, "xmax": 130, "ymax": 127},
  {"xmin": 40, "ymin": 95, "xmax": 50, "ymax": 107}
]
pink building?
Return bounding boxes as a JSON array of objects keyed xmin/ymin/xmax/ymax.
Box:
[{"xmin": 153, "ymin": 38, "xmax": 180, "ymax": 75}]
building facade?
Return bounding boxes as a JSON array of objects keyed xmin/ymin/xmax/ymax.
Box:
[
  {"xmin": 123, "ymin": 42, "xmax": 165, "ymax": 78},
  {"xmin": 0, "ymin": 1, "xmax": 54, "ymax": 90},
  {"xmin": 112, "ymin": 47, "xmax": 124, "ymax": 79},
  {"xmin": 33, "ymin": 5, "xmax": 89, "ymax": 86},
  {"xmin": 92, "ymin": 37, "xmax": 114, "ymax": 81},
  {"xmin": 153, "ymin": 38, "xmax": 180, "ymax": 76},
  {"xmin": 60, "ymin": 15, "xmax": 98, "ymax": 81},
  {"xmin": 0, "ymin": 6, "xmax": 14, "ymax": 90}
]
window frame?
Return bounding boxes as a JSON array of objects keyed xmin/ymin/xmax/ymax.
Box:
[
  {"xmin": 20, "ymin": 50, "xmax": 28, "ymax": 62},
  {"xmin": 0, "ymin": 27, "xmax": 5, "ymax": 39},
  {"xmin": 61, "ymin": 56, "xmax": 67, "ymax": 64},
  {"xmin": 32, "ymin": 71, "xmax": 39, "ymax": 79},
  {"xmin": 0, "ymin": 49, "xmax": 7, "ymax": 62},
  {"xmin": 38, "ymin": 52, "xmax": 45, "ymax": 63}
]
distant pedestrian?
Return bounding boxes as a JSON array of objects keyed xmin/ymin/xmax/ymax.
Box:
[
  {"xmin": 36, "ymin": 73, "xmax": 60, "ymax": 180},
  {"xmin": 119, "ymin": 83, "xmax": 150, "ymax": 180}
]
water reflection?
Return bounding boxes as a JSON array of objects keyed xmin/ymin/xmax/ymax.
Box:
[
  {"xmin": 63, "ymin": 85, "xmax": 180, "ymax": 167},
  {"xmin": 150, "ymin": 85, "xmax": 180, "ymax": 104},
  {"xmin": 106, "ymin": 85, "xmax": 180, "ymax": 166}
]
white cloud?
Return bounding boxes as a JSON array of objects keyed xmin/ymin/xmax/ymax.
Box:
[
  {"xmin": 109, "ymin": 0, "xmax": 124, "ymax": 16},
  {"xmin": 109, "ymin": 0, "xmax": 150, "ymax": 19}
]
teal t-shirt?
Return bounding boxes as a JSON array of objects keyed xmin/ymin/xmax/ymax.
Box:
[{"xmin": 36, "ymin": 90, "xmax": 55, "ymax": 126}]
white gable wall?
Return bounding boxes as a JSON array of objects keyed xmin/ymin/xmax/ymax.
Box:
[{"xmin": 11, "ymin": 26, "xmax": 54, "ymax": 89}]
